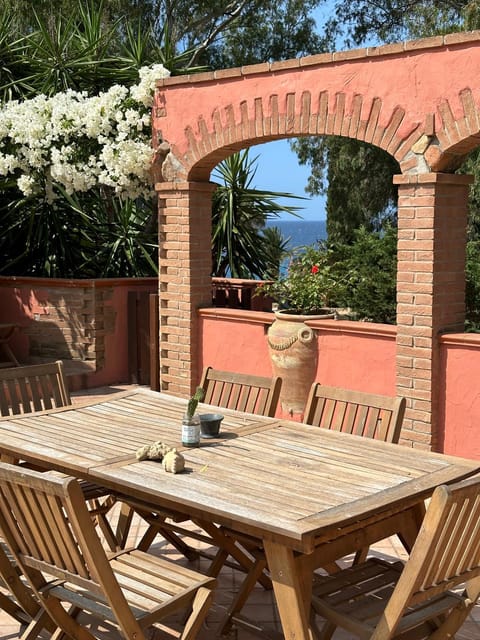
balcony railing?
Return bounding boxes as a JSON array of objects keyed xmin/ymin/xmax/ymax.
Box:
[{"xmin": 212, "ymin": 277, "xmax": 273, "ymax": 311}]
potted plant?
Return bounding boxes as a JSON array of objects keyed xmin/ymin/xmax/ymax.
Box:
[
  {"xmin": 257, "ymin": 243, "xmax": 349, "ymax": 417},
  {"xmin": 182, "ymin": 386, "xmax": 205, "ymax": 447},
  {"xmin": 257, "ymin": 243, "xmax": 348, "ymax": 317}
]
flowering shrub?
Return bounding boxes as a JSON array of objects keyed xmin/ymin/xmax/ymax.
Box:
[
  {"xmin": 258, "ymin": 243, "xmax": 350, "ymax": 314},
  {"xmin": 0, "ymin": 63, "xmax": 170, "ymax": 202}
]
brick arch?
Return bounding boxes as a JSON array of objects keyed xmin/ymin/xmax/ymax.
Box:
[
  {"xmin": 179, "ymin": 86, "xmax": 480, "ymax": 180},
  {"xmin": 154, "ymin": 32, "xmax": 480, "ymax": 183},
  {"xmin": 425, "ymin": 88, "xmax": 480, "ymax": 171},
  {"xmin": 182, "ymin": 91, "xmax": 415, "ymax": 180},
  {"xmin": 153, "ymin": 32, "xmax": 480, "ymax": 456}
]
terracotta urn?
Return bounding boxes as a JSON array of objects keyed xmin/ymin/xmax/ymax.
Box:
[{"xmin": 267, "ymin": 309, "xmax": 334, "ymax": 416}]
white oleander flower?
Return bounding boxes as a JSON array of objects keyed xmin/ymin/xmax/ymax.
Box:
[
  {"xmin": 0, "ymin": 64, "xmax": 167, "ymax": 200},
  {"xmin": 130, "ymin": 63, "xmax": 170, "ymax": 107},
  {"xmin": 16, "ymin": 174, "xmax": 37, "ymax": 196}
]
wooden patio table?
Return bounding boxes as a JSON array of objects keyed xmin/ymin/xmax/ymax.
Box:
[{"xmin": 0, "ymin": 386, "xmax": 479, "ymax": 640}]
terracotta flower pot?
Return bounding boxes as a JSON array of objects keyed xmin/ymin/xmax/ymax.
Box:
[{"xmin": 267, "ymin": 309, "xmax": 334, "ymax": 416}]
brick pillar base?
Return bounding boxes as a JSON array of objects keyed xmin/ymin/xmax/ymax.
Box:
[
  {"xmin": 156, "ymin": 180, "xmax": 216, "ymax": 397},
  {"xmin": 394, "ymin": 173, "xmax": 473, "ymax": 451}
]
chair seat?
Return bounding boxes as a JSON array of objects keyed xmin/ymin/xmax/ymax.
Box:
[
  {"xmin": 44, "ymin": 548, "xmax": 214, "ymax": 630},
  {"xmin": 312, "ymin": 557, "xmax": 471, "ymax": 640}
]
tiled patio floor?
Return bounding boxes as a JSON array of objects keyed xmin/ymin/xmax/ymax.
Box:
[{"xmin": 1, "ymin": 385, "xmax": 479, "ymax": 639}]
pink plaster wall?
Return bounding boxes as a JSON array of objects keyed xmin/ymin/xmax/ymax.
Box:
[
  {"xmin": 198, "ymin": 309, "xmax": 274, "ymax": 382},
  {"xmin": 200, "ymin": 310, "xmax": 480, "ymax": 459},
  {"xmin": 439, "ymin": 334, "xmax": 480, "ymax": 459},
  {"xmin": 311, "ymin": 320, "xmax": 397, "ymax": 395},
  {"xmin": 0, "ymin": 276, "xmax": 157, "ymax": 390}
]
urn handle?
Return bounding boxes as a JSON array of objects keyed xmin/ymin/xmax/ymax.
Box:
[{"xmin": 268, "ymin": 326, "xmax": 314, "ymax": 350}]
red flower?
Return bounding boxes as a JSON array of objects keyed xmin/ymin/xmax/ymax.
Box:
[{"xmin": 311, "ymin": 265, "xmax": 319, "ymax": 274}]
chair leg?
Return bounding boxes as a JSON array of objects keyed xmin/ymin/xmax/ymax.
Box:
[
  {"xmin": 427, "ymin": 602, "xmax": 477, "ymax": 640},
  {"xmin": 136, "ymin": 518, "xmax": 200, "ymax": 560},
  {"xmin": 352, "ymin": 546, "xmax": 369, "ymax": 565},
  {"xmin": 197, "ymin": 520, "xmax": 271, "ymax": 590},
  {"xmin": 206, "ymin": 546, "xmax": 229, "ymax": 577},
  {"xmin": 39, "ymin": 596, "xmax": 96, "ymax": 640},
  {"xmin": 181, "ymin": 587, "xmax": 213, "ymax": 640},
  {"xmin": 115, "ymin": 503, "xmax": 134, "ymax": 549},
  {"xmin": 0, "ymin": 591, "xmax": 31, "ymax": 625},
  {"xmin": 310, "ymin": 615, "xmax": 337, "ymax": 640},
  {"xmin": 21, "ymin": 608, "xmax": 59, "ymax": 640},
  {"xmin": 216, "ymin": 551, "xmax": 267, "ymax": 636},
  {"xmin": 87, "ymin": 498, "xmax": 119, "ymax": 551}
]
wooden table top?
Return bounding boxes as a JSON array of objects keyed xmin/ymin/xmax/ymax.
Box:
[{"xmin": 1, "ymin": 387, "xmax": 478, "ymax": 552}]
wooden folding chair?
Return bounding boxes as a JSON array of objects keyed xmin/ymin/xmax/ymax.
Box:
[
  {"xmin": 304, "ymin": 383, "xmax": 407, "ymax": 569},
  {"xmin": 0, "ymin": 359, "xmax": 72, "ymax": 415},
  {"xmin": 0, "ymin": 462, "xmax": 216, "ymax": 640},
  {"xmin": 200, "ymin": 366, "xmax": 282, "ymax": 417},
  {"xmin": 0, "ymin": 360, "xmax": 119, "ymax": 551},
  {"xmin": 311, "ymin": 476, "xmax": 480, "ymax": 640},
  {"xmin": 303, "ymin": 383, "xmax": 406, "ymax": 443}
]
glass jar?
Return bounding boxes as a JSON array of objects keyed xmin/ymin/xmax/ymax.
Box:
[{"xmin": 181, "ymin": 413, "xmax": 201, "ymax": 447}]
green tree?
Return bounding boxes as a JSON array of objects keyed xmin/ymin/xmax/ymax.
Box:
[
  {"xmin": 211, "ymin": 150, "xmax": 303, "ymax": 278},
  {"xmin": 293, "ymin": 136, "xmax": 399, "ymax": 243},
  {"xmin": 322, "ymin": 1, "xmax": 471, "ymax": 48},
  {"xmin": 333, "ymin": 225, "xmax": 398, "ymax": 323}
]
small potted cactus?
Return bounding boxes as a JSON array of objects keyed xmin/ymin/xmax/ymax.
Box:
[{"xmin": 181, "ymin": 386, "xmax": 205, "ymax": 447}]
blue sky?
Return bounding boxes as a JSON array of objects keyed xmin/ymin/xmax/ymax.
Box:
[{"xmin": 250, "ymin": 140, "xmax": 327, "ymax": 221}]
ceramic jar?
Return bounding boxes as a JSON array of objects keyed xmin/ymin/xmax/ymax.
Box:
[{"xmin": 267, "ymin": 309, "xmax": 334, "ymax": 416}]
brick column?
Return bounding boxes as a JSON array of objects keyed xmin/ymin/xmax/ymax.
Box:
[
  {"xmin": 156, "ymin": 181, "xmax": 216, "ymax": 397},
  {"xmin": 394, "ymin": 173, "xmax": 472, "ymax": 451}
]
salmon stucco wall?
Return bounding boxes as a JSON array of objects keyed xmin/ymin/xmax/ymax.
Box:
[
  {"xmin": 439, "ymin": 333, "xmax": 480, "ymax": 459},
  {"xmin": 311, "ymin": 320, "xmax": 397, "ymax": 396},
  {"xmin": 199, "ymin": 310, "xmax": 397, "ymax": 413},
  {"xmin": 198, "ymin": 309, "xmax": 275, "ymax": 383},
  {"xmin": 0, "ymin": 276, "xmax": 157, "ymax": 390}
]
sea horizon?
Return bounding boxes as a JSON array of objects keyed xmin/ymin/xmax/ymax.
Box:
[{"xmin": 266, "ymin": 218, "xmax": 327, "ymax": 251}]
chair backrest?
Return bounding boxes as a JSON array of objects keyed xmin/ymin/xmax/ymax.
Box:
[
  {"xmin": 0, "ymin": 360, "xmax": 71, "ymax": 416},
  {"xmin": 374, "ymin": 476, "xmax": 480, "ymax": 639},
  {"xmin": 303, "ymin": 383, "xmax": 406, "ymax": 443},
  {"xmin": 200, "ymin": 366, "xmax": 281, "ymax": 417}
]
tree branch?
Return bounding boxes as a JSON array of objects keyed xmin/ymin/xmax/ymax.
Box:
[{"xmin": 187, "ymin": 0, "xmax": 256, "ymax": 67}]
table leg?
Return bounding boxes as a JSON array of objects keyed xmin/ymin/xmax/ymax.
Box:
[
  {"xmin": 263, "ymin": 540, "xmax": 314, "ymax": 640},
  {"xmin": 397, "ymin": 501, "xmax": 426, "ymax": 552}
]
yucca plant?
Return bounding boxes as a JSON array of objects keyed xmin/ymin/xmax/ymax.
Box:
[{"xmin": 211, "ymin": 150, "xmax": 304, "ymax": 279}]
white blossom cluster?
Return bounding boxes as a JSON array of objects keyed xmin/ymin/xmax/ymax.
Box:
[{"xmin": 0, "ymin": 64, "xmax": 170, "ymax": 201}]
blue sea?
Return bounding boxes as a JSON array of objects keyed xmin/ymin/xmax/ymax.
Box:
[
  {"xmin": 265, "ymin": 218, "xmax": 327, "ymax": 275},
  {"xmin": 266, "ymin": 218, "xmax": 327, "ymax": 251}
]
